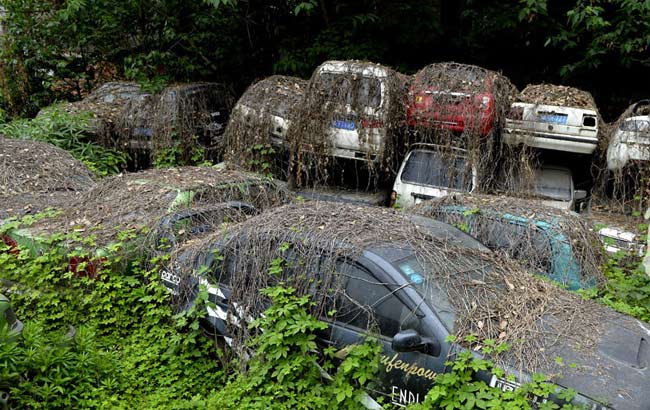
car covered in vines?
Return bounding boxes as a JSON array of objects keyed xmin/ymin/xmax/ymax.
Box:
[
  {"xmin": 162, "ymin": 202, "xmax": 645, "ymax": 410},
  {"xmin": 1, "ymin": 166, "xmax": 291, "ymax": 277}
]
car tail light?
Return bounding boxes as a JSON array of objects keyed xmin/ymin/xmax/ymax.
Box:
[
  {"xmin": 583, "ymin": 115, "xmax": 597, "ymax": 127},
  {"xmin": 508, "ymin": 106, "xmax": 523, "ymax": 120},
  {"xmin": 360, "ymin": 119, "xmax": 383, "ymax": 128}
]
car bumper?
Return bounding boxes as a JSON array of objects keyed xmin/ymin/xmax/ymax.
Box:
[{"xmin": 503, "ymin": 129, "xmax": 597, "ymax": 154}]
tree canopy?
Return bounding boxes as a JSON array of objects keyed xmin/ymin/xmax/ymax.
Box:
[{"xmin": 0, "ymin": 0, "xmax": 648, "ymax": 119}]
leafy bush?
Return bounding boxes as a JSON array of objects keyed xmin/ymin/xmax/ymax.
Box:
[
  {"xmin": 408, "ymin": 338, "xmax": 581, "ymax": 410},
  {"xmin": 0, "ymin": 107, "xmax": 127, "ymax": 176},
  {"xmin": 582, "ymin": 252, "xmax": 650, "ymax": 322},
  {"xmin": 0, "ymin": 322, "xmax": 117, "ymax": 410},
  {"xmin": 205, "ymin": 286, "xmax": 382, "ymax": 410},
  {"xmin": 0, "ymin": 222, "xmax": 223, "ymax": 409}
]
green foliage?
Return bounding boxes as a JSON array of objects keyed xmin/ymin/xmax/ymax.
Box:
[
  {"xmin": 582, "ymin": 251, "xmax": 650, "ymax": 322},
  {"xmin": 153, "ymin": 140, "xmax": 211, "ymax": 168},
  {"xmin": 0, "ymin": 223, "xmax": 223, "ymax": 409},
  {"xmin": 547, "ymin": 0, "xmax": 650, "ymax": 74},
  {"xmin": 408, "ymin": 342, "xmax": 581, "ymax": 410},
  {"xmin": 0, "ymin": 322, "xmax": 118, "ymax": 410},
  {"xmin": 0, "ymin": 107, "xmax": 127, "ymax": 176},
  {"xmin": 246, "ymin": 143, "xmax": 276, "ymax": 177},
  {"xmin": 205, "ymin": 285, "xmax": 382, "ymax": 410}
]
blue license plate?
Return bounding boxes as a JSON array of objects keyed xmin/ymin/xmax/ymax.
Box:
[
  {"xmin": 332, "ymin": 120, "xmax": 356, "ymax": 130},
  {"xmin": 538, "ymin": 113, "xmax": 567, "ymax": 125}
]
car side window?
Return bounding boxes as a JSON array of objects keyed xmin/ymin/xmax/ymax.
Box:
[{"xmin": 335, "ymin": 262, "xmax": 418, "ymax": 338}]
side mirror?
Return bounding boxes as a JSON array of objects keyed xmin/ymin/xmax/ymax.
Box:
[
  {"xmin": 391, "ymin": 329, "xmax": 441, "ymax": 357},
  {"xmin": 574, "ymin": 190, "xmax": 588, "ymax": 200}
]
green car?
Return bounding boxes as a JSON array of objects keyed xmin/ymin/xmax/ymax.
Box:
[
  {"xmin": 414, "ymin": 193, "xmax": 605, "ymax": 291},
  {"xmin": 1, "ymin": 165, "xmax": 292, "ymax": 276}
]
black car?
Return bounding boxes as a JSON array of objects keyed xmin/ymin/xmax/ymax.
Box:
[{"xmin": 162, "ymin": 202, "xmax": 649, "ymax": 410}]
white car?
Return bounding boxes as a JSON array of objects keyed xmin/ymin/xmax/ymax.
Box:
[
  {"xmin": 504, "ymin": 86, "xmax": 599, "ymax": 154},
  {"xmin": 391, "ymin": 144, "xmax": 477, "ymax": 208},
  {"xmin": 231, "ymin": 76, "xmax": 307, "ymax": 148},
  {"xmin": 607, "ymin": 102, "xmax": 650, "ymax": 170},
  {"xmin": 508, "ymin": 165, "xmax": 587, "ymax": 212},
  {"xmin": 598, "ymin": 226, "xmax": 646, "ymax": 256},
  {"xmin": 311, "ymin": 60, "xmax": 402, "ymax": 162}
]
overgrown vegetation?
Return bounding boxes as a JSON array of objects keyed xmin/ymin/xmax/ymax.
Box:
[
  {"xmin": 581, "ymin": 251, "xmax": 650, "ymax": 322},
  {"xmin": 1, "ymin": 0, "xmax": 647, "ymax": 121},
  {"xmin": 0, "ymin": 215, "xmax": 224, "ymax": 409},
  {"xmin": 408, "ymin": 338, "xmax": 582, "ymax": 410},
  {"xmin": 1, "ymin": 208, "xmax": 648, "ymax": 409},
  {"xmin": 0, "ymin": 108, "xmax": 127, "ymax": 176},
  {"xmin": 205, "ymin": 286, "xmax": 382, "ymax": 410}
]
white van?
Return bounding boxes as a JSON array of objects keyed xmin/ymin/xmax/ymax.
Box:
[
  {"xmin": 504, "ymin": 86, "xmax": 599, "ymax": 154},
  {"xmin": 391, "ymin": 144, "xmax": 477, "ymax": 208},
  {"xmin": 310, "ymin": 60, "xmax": 401, "ymax": 162}
]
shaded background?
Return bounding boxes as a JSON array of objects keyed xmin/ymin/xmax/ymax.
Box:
[{"xmin": 0, "ymin": 0, "xmax": 648, "ymax": 121}]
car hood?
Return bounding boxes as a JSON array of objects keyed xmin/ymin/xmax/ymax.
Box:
[{"xmin": 544, "ymin": 314, "xmax": 650, "ymax": 410}]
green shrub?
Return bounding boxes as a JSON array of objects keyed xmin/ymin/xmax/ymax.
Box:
[
  {"xmin": 0, "ymin": 107, "xmax": 128, "ymax": 176},
  {"xmin": 0, "ymin": 322, "xmax": 118, "ymax": 410},
  {"xmin": 408, "ymin": 339, "xmax": 582, "ymax": 410},
  {"xmin": 584, "ymin": 252, "xmax": 650, "ymax": 322},
  {"xmin": 205, "ymin": 285, "xmax": 382, "ymax": 410}
]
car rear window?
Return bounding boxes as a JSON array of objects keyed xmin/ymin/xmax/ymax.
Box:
[
  {"xmin": 316, "ymin": 73, "xmax": 382, "ymax": 108},
  {"xmin": 400, "ymin": 150, "xmax": 472, "ymax": 190},
  {"xmin": 415, "ymin": 66, "xmax": 487, "ymax": 91},
  {"xmin": 620, "ymin": 119, "xmax": 650, "ymax": 133}
]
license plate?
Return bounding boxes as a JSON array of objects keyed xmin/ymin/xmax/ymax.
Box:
[
  {"xmin": 332, "ymin": 120, "xmax": 356, "ymax": 130},
  {"xmin": 538, "ymin": 113, "xmax": 567, "ymax": 125}
]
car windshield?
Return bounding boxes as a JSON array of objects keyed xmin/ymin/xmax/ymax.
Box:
[
  {"xmin": 401, "ymin": 150, "xmax": 472, "ymax": 190},
  {"xmin": 316, "ymin": 72, "xmax": 382, "ymax": 108},
  {"xmin": 392, "ymin": 253, "xmax": 494, "ymax": 331},
  {"xmin": 620, "ymin": 118, "xmax": 650, "ymax": 133}
]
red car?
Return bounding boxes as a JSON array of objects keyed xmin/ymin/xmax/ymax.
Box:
[{"xmin": 407, "ymin": 63, "xmax": 509, "ymax": 138}]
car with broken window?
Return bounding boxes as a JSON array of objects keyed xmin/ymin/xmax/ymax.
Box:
[
  {"xmin": 162, "ymin": 202, "xmax": 646, "ymax": 410},
  {"xmin": 413, "ymin": 193, "xmax": 605, "ymax": 291},
  {"xmin": 607, "ymin": 100, "xmax": 650, "ymax": 171},
  {"xmin": 504, "ymin": 84, "xmax": 600, "ymax": 154},
  {"xmin": 1, "ymin": 166, "xmax": 292, "ymax": 277},
  {"xmin": 390, "ymin": 144, "xmax": 477, "ymax": 208}
]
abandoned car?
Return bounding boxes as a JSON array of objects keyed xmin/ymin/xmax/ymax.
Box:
[
  {"xmin": 390, "ymin": 143, "xmax": 477, "ymax": 208},
  {"xmin": 161, "ymin": 202, "xmax": 645, "ymax": 410},
  {"xmin": 607, "ymin": 100, "xmax": 650, "ymax": 171},
  {"xmin": 413, "ymin": 193, "xmax": 604, "ymax": 291},
  {"xmin": 406, "ymin": 62, "xmax": 515, "ymax": 140},
  {"xmin": 504, "ymin": 84, "xmax": 600, "ymax": 154},
  {"xmin": 1, "ymin": 166, "xmax": 292, "ymax": 276},
  {"xmin": 303, "ymin": 60, "xmax": 407, "ymax": 162}
]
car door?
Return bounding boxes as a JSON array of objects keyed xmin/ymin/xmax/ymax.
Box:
[{"xmin": 320, "ymin": 258, "xmax": 449, "ymax": 407}]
